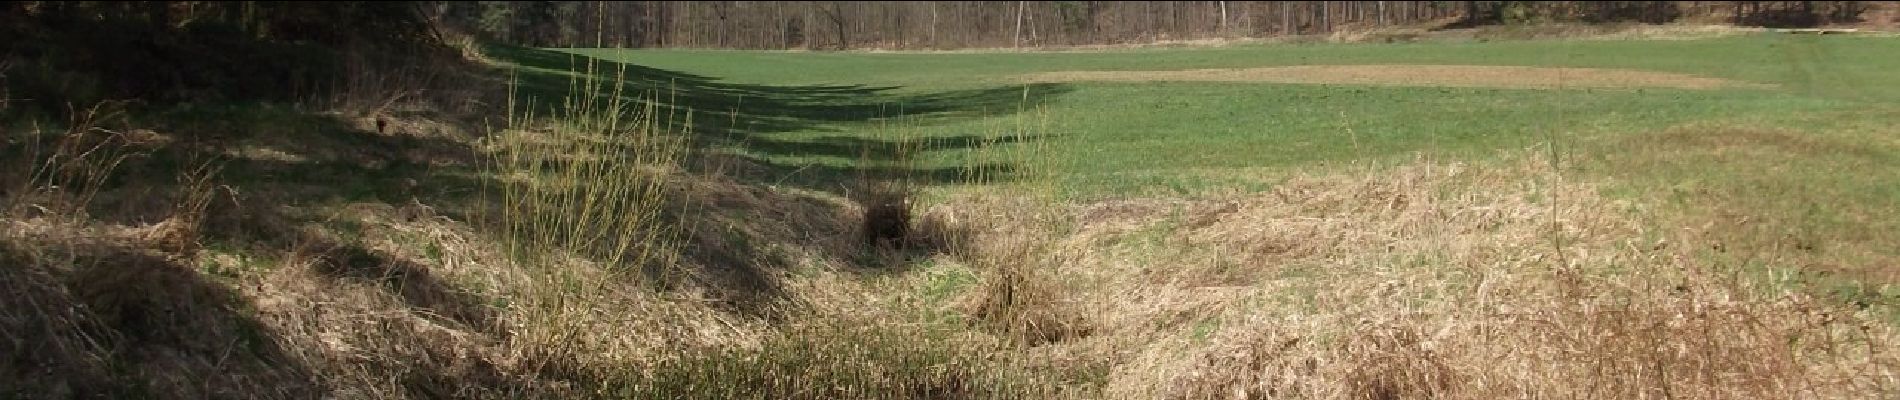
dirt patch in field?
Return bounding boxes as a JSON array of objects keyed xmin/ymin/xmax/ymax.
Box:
[{"xmin": 1021, "ymin": 65, "xmax": 1771, "ymax": 90}]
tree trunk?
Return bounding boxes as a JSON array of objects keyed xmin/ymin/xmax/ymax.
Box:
[
  {"xmin": 1219, "ymin": 1, "xmax": 1228, "ymax": 30},
  {"xmin": 1322, "ymin": 1, "xmax": 1331, "ymax": 32},
  {"xmin": 1281, "ymin": 2, "xmax": 1292, "ymax": 34},
  {"xmin": 1014, "ymin": 1, "xmax": 1026, "ymax": 47}
]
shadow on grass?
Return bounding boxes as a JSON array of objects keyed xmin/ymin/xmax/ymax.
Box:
[
  {"xmin": 0, "ymin": 237, "xmax": 320, "ymax": 398},
  {"xmin": 3, "ymin": 44, "xmax": 1067, "ymax": 348},
  {"xmin": 300, "ymin": 235, "xmax": 502, "ymax": 335},
  {"xmin": 484, "ymin": 44, "xmax": 1072, "ymax": 191}
]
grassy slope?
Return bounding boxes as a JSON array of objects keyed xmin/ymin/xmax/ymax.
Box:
[{"xmin": 559, "ymin": 33, "xmax": 1899, "ymax": 296}]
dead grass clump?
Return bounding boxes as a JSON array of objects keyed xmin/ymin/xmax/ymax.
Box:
[
  {"xmin": 1166, "ymin": 326, "xmax": 1314, "ymax": 400},
  {"xmin": 0, "ymin": 107, "xmax": 326, "ymax": 397},
  {"xmin": 0, "ymin": 238, "xmax": 118, "ymax": 399},
  {"xmin": 5, "ymin": 104, "xmax": 143, "ymax": 220},
  {"xmin": 1340, "ymin": 324, "xmax": 1458, "ymax": 400},
  {"xmin": 907, "ymin": 201, "xmax": 978, "ymax": 256},
  {"xmin": 849, "ymin": 116, "xmax": 930, "ymax": 254},
  {"xmin": 0, "ymin": 222, "xmax": 322, "ymax": 398},
  {"xmin": 926, "ymin": 193, "xmax": 1094, "ymax": 347},
  {"xmin": 628, "ymin": 322, "xmax": 1043, "ymax": 400},
  {"xmin": 856, "ymin": 180, "xmax": 914, "ymax": 250},
  {"xmin": 137, "ymin": 162, "xmax": 229, "ymax": 258},
  {"xmin": 965, "ymin": 258, "xmax": 1094, "ymax": 347},
  {"xmin": 1167, "ymin": 322, "xmax": 1457, "ymax": 400},
  {"xmin": 323, "ymin": 42, "xmax": 491, "ymax": 121},
  {"xmin": 63, "ymin": 246, "xmax": 235, "ymax": 348},
  {"xmin": 256, "ymin": 251, "xmax": 530, "ymax": 399}
]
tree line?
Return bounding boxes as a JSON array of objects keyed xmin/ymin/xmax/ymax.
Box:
[
  {"xmin": 428, "ymin": 1, "xmax": 1877, "ymax": 50},
  {"xmin": 0, "ymin": 1, "xmax": 1875, "ymax": 114},
  {"xmin": 2, "ymin": 1, "xmax": 449, "ymax": 113}
]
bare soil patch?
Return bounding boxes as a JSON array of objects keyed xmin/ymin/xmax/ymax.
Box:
[{"xmin": 1021, "ymin": 65, "xmax": 1771, "ymax": 90}]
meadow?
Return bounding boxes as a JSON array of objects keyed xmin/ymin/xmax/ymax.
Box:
[
  {"xmin": 9, "ymin": 29, "xmax": 1898, "ymax": 398},
  {"xmin": 498, "ymin": 32, "xmax": 1900, "ymax": 397},
  {"xmin": 546, "ymin": 33, "xmax": 1899, "ymax": 291}
]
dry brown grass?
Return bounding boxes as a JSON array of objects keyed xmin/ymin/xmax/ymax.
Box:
[
  {"xmin": 869, "ymin": 145, "xmax": 1899, "ymax": 399},
  {"xmin": 959, "ymin": 229, "xmax": 1095, "ymax": 347},
  {"xmin": 1021, "ymin": 65, "xmax": 1772, "ymax": 90},
  {"xmin": 9, "ymin": 99, "xmax": 1896, "ymax": 399},
  {"xmin": 913, "ymin": 151, "xmax": 1900, "ymax": 399}
]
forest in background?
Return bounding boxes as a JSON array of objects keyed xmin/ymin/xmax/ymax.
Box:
[
  {"xmin": 429, "ymin": 1, "xmax": 1880, "ymax": 49},
  {"xmin": 7, "ymin": 2, "xmax": 1900, "ymax": 399},
  {"xmin": 0, "ymin": 1, "xmax": 1879, "ymax": 115},
  {"xmin": 1, "ymin": 1, "xmax": 456, "ymax": 117}
]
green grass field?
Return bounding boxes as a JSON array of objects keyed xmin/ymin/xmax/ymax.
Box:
[
  {"xmin": 503, "ymin": 32, "xmax": 1899, "ymax": 301},
  {"xmin": 539, "ymin": 35, "xmax": 1896, "ymax": 191}
]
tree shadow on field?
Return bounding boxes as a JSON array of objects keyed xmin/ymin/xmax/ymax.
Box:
[
  {"xmin": 477, "ymin": 45, "xmax": 1074, "ymax": 316},
  {"xmin": 482, "ymin": 44, "xmax": 1072, "ymax": 192}
]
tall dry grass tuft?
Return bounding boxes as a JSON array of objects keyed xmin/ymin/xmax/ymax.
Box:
[
  {"xmin": 326, "ymin": 50, "xmax": 432, "ymax": 117},
  {"xmin": 488, "ymin": 62, "xmax": 685, "ymax": 279},
  {"xmin": 962, "ymin": 235, "xmax": 1095, "ymax": 347},
  {"xmin": 321, "ymin": 44, "xmax": 492, "ymax": 131},
  {"xmin": 139, "ymin": 160, "xmax": 229, "ymax": 258},
  {"xmin": 912, "ymin": 98, "xmax": 1096, "ymax": 348},
  {"xmin": 482, "ymin": 57, "xmax": 702, "ymax": 387},
  {"xmin": 849, "ymin": 113, "xmax": 926, "ymax": 252},
  {"xmin": 5, "ymin": 103, "xmax": 140, "ymax": 220},
  {"xmin": 1339, "ymin": 324, "xmax": 1458, "ymax": 400}
]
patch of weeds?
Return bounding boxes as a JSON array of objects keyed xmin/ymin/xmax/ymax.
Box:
[
  {"xmin": 196, "ymin": 243, "xmax": 275, "ymax": 281},
  {"xmin": 911, "ymin": 263, "xmax": 978, "ymax": 325},
  {"xmin": 324, "ymin": 218, "xmax": 369, "ymax": 242},
  {"xmin": 1115, "ymin": 212, "xmax": 1185, "ymax": 250},
  {"xmin": 422, "ymin": 241, "xmax": 444, "ymax": 265},
  {"xmin": 1816, "ymin": 279, "xmax": 1900, "ymax": 325},
  {"xmin": 921, "ymin": 266, "xmax": 978, "ymax": 305},
  {"xmin": 787, "ymin": 260, "xmax": 823, "ymax": 279},
  {"xmin": 1190, "ymin": 317, "xmax": 1222, "ymax": 344}
]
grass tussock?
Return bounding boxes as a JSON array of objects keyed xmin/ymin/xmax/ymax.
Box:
[
  {"xmin": 482, "ymin": 59, "xmax": 717, "ymax": 393},
  {"xmin": 848, "ymin": 114, "xmax": 928, "ymax": 254},
  {"xmin": 962, "ymin": 236, "xmax": 1095, "ymax": 347}
]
